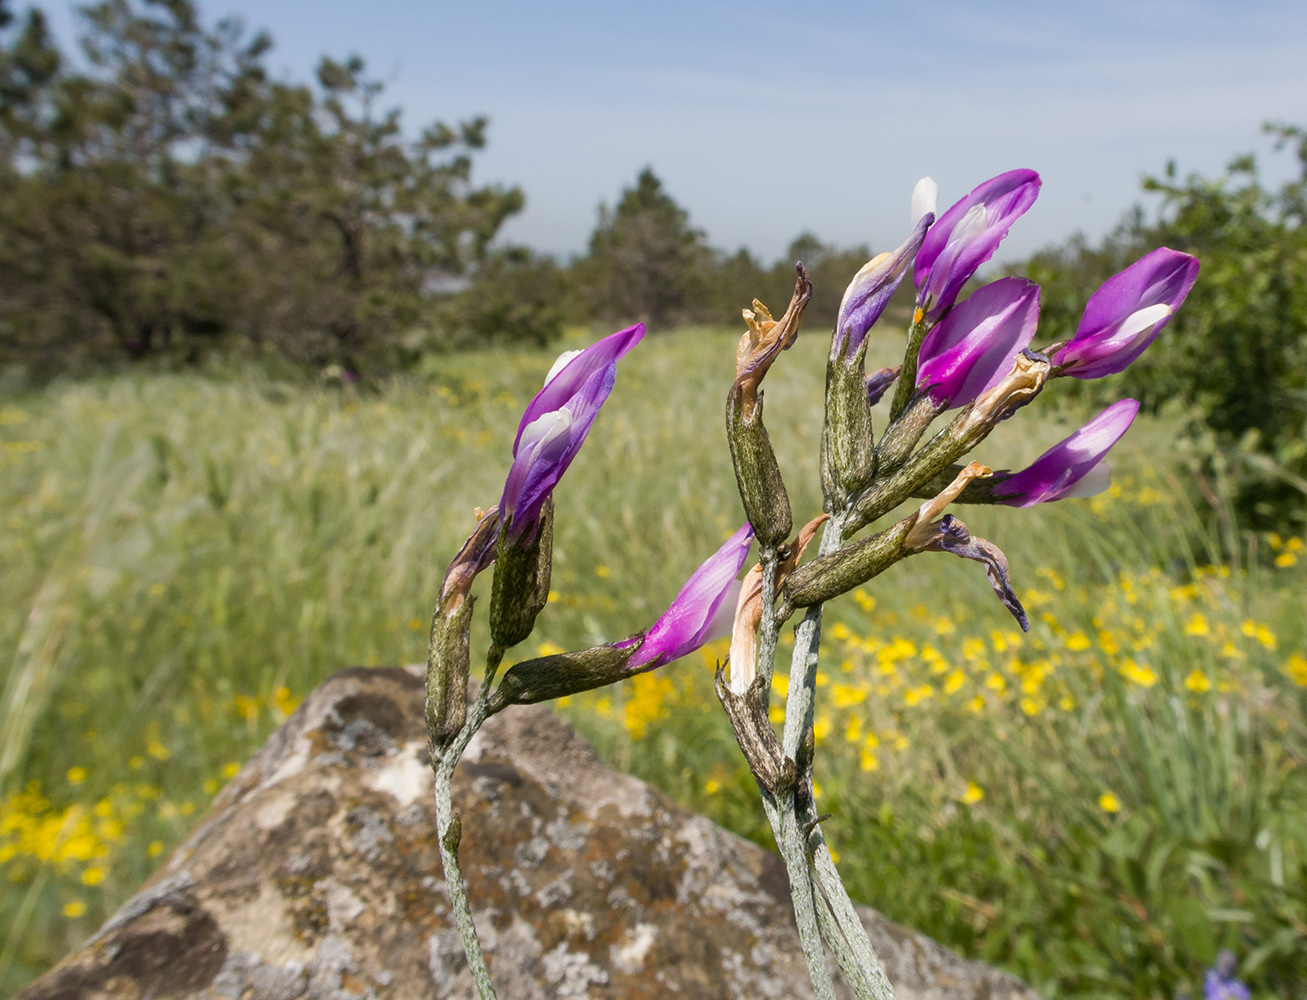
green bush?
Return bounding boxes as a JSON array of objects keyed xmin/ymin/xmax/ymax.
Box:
[{"xmin": 1019, "ymin": 124, "xmax": 1307, "ymax": 530}]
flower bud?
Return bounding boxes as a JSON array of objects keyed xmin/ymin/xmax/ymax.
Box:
[
  {"xmin": 426, "ymin": 597, "xmax": 475, "ymax": 749},
  {"xmin": 727, "ymin": 385, "xmax": 792, "ymax": 547}
]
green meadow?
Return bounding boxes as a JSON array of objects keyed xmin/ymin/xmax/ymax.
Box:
[{"xmin": 2, "ymin": 325, "xmax": 1305, "ymax": 998}]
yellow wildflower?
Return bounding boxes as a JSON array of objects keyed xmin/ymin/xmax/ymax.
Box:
[
  {"xmin": 1184, "ymin": 668, "xmax": 1211, "ymax": 693},
  {"xmin": 961, "ymin": 782, "xmax": 984, "ymax": 805},
  {"xmin": 1099, "ymin": 792, "xmax": 1121, "ymax": 813}
]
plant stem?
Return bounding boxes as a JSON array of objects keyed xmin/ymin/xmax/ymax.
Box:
[
  {"xmin": 430, "ymin": 646, "xmax": 505, "ymax": 1000},
  {"xmin": 768, "ymin": 794, "xmax": 840, "ymax": 1000},
  {"xmin": 888, "ymin": 314, "xmax": 929, "ymax": 422},
  {"xmin": 757, "ymin": 547, "xmax": 780, "ymax": 694}
]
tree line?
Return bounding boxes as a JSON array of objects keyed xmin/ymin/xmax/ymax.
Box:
[{"xmin": 0, "ymin": 0, "xmax": 890, "ymax": 377}]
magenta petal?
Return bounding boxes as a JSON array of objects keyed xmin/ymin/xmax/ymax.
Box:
[
  {"xmin": 913, "ymin": 170, "xmax": 1041, "ymax": 321},
  {"xmin": 916, "ymin": 277, "xmax": 1040, "ymax": 409},
  {"xmin": 1054, "ymin": 248, "xmax": 1199, "ymax": 379},
  {"xmin": 995, "ymin": 399, "xmax": 1140, "ymax": 506},
  {"xmin": 512, "ymin": 323, "xmax": 644, "ymax": 453},
  {"xmin": 628, "ymin": 524, "xmax": 755, "ymax": 669}
]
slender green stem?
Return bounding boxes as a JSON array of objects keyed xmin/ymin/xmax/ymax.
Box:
[
  {"xmin": 780, "ymin": 512, "xmax": 845, "ymax": 761},
  {"xmin": 430, "ymin": 646, "xmax": 505, "ymax": 1000},
  {"xmin": 888, "ymin": 315, "xmax": 930, "ymax": 421}
]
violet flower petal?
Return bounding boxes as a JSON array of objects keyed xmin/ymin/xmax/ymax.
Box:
[
  {"xmin": 913, "ymin": 169, "xmax": 1041, "ymax": 322},
  {"xmin": 500, "ymin": 324, "xmax": 645, "ymax": 537},
  {"xmin": 628, "ymin": 524, "xmax": 755, "ymax": 669},
  {"xmin": 1054, "ymin": 247, "xmax": 1200, "ymax": 378},
  {"xmin": 916, "ymin": 277, "xmax": 1040, "ymax": 409},
  {"xmin": 511, "ymin": 323, "xmax": 644, "ymax": 453},
  {"xmin": 835, "ymin": 213, "xmax": 933, "ymax": 357},
  {"xmin": 866, "ymin": 366, "xmax": 900, "ymax": 406},
  {"xmin": 994, "ymin": 398, "xmax": 1140, "ymax": 506}
]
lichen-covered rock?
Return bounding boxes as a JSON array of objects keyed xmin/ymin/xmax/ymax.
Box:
[{"xmin": 19, "ymin": 666, "xmax": 1039, "ymax": 1000}]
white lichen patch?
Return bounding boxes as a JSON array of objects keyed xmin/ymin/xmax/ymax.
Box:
[
  {"xmin": 366, "ymin": 740, "xmax": 431, "ymax": 807},
  {"xmin": 611, "ymin": 922, "xmax": 657, "ymax": 974}
]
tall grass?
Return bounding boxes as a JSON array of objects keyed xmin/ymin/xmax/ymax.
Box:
[{"xmin": 1, "ymin": 327, "xmax": 1304, "ymax": 997}]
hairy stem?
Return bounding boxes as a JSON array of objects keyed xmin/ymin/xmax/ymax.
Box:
[{"xmin": 430, "ymin": 647, "xmax": 505, "ymax": 1000}]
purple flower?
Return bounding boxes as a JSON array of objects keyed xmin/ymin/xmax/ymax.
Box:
[
  {"xmin": 913, "ymin": 170, "xmax": 1041, "ymax": 323},
  {"xmin": 1204, "ymin": 951, "xmax": 1250, "ymax": 1000},
  {"xmin": 835, "ymin": 212, "xmax": 933, "ymax": 357},
  {"xmin": 915, "ymin": 277, "xmax": 1040, "ymax": 409},
  {"xmin": 1053, "ymin": 247, "xmax": 1200, "ymax": 378},
  {"xmin": 627, "ymin": 524, "xmax": 755, "ymax": 669},
  {"xmin": 500, "ymin": 324, "xmax": 644, "ymax": 538},
  {"xmin": 994, "ymin": 399, "xmax": 1140, "ymax": 506}
]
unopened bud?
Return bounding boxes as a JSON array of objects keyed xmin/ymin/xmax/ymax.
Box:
[
  {"xmin": 426, "ymin": 596, "xmax": 474, "ymax": 750},
  {"xmin": 489, "ymin": 497, "xmax": 554, "ymax": 649},
  {"xmin": 488, "ymin": 640, "xmax": 642, "ymax": 711},
  {"xmin": 821, "ymin": 330, "xmax": 877, "ymax": 505},
  {"xmin": 727, "ymin": 384, "xmax": 791, "ymax": 547}
]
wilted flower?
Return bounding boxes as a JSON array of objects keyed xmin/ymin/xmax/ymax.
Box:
[
  {"xmin": 916, "ymin": 278, "xmax": 1040, "ymax": 409},
  {"xmin": 501, "ymin": 324, "xmax": 644, "ymax": 538},
  {"xmin": 1053, "ymin": 247, "xmax": 1200, "ymax": 378},
  {"xmin": 994, "ymin": 398, "xmax": 1140, "ymax": 506},
  {"xmin": 735, "ymin": 267, "xmax": 812, "ymax": 419},
  {"xmin": 913, "ymin": 169, "xmax": 1041, "ymax": 323},
  {"xmin": 626, "ymin": 524, "xmax": 755, "ymax": 669}
]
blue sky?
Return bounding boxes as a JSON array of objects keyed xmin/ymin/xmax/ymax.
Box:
[{"xmin": 42, "ymin": 0, "xmax": 1307, "ymax": 264}]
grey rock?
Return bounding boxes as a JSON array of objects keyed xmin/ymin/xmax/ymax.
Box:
[{"xmin": 17, "ymin": 666, "xmax": 1040, "ymax": 1000}]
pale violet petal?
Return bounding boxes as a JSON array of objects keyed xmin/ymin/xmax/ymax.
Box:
[
  {"xmin": 949, "ymin": 204, "xmax": 988, "ymax": 248},
  {"xmin": 1058, "ymin": 461, "xmax": 1113, "ymax": 500}
]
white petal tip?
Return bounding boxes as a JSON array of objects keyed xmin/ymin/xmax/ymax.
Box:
[
  {"xmin": 912, "ymin": 177, "xmax": 939, "ymax": 227},
  {"xmin": 544, "ymin": 349, "xmax": 583, "ymax": 387}
]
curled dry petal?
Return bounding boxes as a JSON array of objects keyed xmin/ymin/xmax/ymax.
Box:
[
  {"xmin": 904, "ymin": 462, "xmax": 991, "ymax": 549},
  {"xmin": 439, "ymin": 506, "xmax": 502, "ymax": 611},
  {"xmin": 920, "ymin": 515, "xmax": 1028, "ymax": 631},
  {"xmin": 727, "ymin": 514, "xmax": 829, "ymax": 696},
  {"xmin": 735, "ymin": 265, "xmax": 813, "ymax": 420},
  {"xmin": 958, "ymin": 349, "xmax": 1051, "ymax": 439}
]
